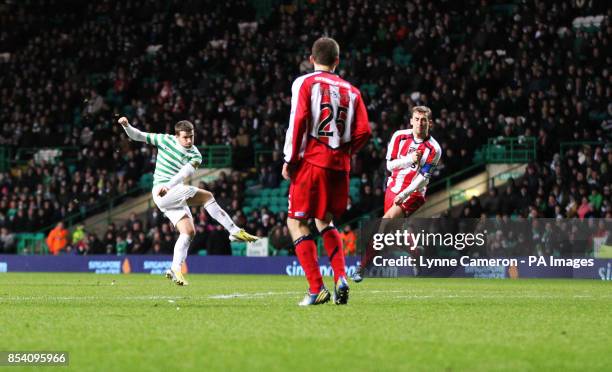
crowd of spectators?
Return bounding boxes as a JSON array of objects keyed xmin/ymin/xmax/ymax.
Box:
[
  {"xmin": 0, "ymin": 0, "xmax": 609, "ymax": 255},
  {"xmin": 462, "ymin": 145, "xmax": 611, "ymax": 220}
]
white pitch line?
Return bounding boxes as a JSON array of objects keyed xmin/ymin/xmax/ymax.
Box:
[
  {"xmin": 394, "ymin": 294, "xmax": 602, "ymax": 299},
  {"xmin": 0, "ymin": 291, "xmax": 609, "ymax": 302},
  {"xmin": 0, "ymin": 292, "xmax": 301, "ymax": 302},
  {"xmin": 208, "ymin": 291, "xmax": 301, "ymax": 299}
]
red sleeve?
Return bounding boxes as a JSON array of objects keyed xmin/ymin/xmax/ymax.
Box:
[
  {"xmin": 387, "ymin": 133, "xmax": 401, "ymax": 160},
  {"xmin": 283, "ymin": 77, "xmax": 311, "ymax": 164},
  {"xmin": 420, "ymin": 141, "xmax": 442, "ymax": 177},
  {"xmin": 350, "ymin": 92, "xmax": 371, "ymax": 154},
  {"xmin": 424, "ymin": 143, "xmax": 440, "ymax": 165}
]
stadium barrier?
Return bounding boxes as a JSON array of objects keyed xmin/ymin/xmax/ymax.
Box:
[
  {"xmin": 480, "ymin": 136, "xmax": 536, "ymax": 164},
  {"xmin": 200, "ymin": 145, "xmax": 232, "ymax": 168},
  {"xmin": 0, "ymin": 255, "xmax": 610, "ymax": 280}
]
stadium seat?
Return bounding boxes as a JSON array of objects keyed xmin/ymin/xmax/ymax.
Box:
[
  {"xmin": 392, "ymin": 47, "xmax": 412, "ymax": 67},
  {"xmin": 491, "ymin": 4, "xmax": 517, "ymax": 16},
  {"xmin": 247, "ymin": 197, "xmax": 258, "ymax": 207},
  {"xmin": 231, "ymin": 242, "xmax": 247, "ymax": 256},
  {"xmin": 139, "ymin": 173, "xmax": 153, "ymax": 189}
]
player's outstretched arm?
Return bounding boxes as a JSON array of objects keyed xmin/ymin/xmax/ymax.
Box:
[{"xmin": 118, "ymin": 116, "xmax": 147, "ymax": 142}]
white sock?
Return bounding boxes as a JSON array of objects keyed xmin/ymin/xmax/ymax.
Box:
[
  {"xmin": 172, "ymin": 234, "xmax": 192, "ymax": 272},
  {"xmin": 179, "ymin": 235, "xmax": 192, "ymax": 265},
  {"xmin": 204, "ymin": 198, "xmax": 240, "ymax": 235}
]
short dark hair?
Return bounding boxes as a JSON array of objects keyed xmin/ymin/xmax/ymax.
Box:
[
  {"xmin": 411, "ymin": 106, "xmax": 432, "ymax": 121},
  {"xmin": 175, "ymin": 120, "xmax": 194, "ymax": 134},
  {"xmin": 312, "ymin": 37, "xmax": 339, "ymax": 66}
]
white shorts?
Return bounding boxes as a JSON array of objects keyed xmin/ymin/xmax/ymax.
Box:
[{"xmin": 152, "ymin": 184, "xmax": 198, "ymax": 226}]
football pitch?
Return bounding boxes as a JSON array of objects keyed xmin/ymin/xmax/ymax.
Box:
[{"xmin": 1, "ymin": 274, "xmax": 610, "ymax": 371}]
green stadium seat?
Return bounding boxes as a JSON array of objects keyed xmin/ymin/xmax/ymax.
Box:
[
  {"xmin": 392, "ymin": 47, "xmax": 412, "ymax": 67},
  {"xmin": 122, "ymin": 105, "xmax": 135, "ymax": 117},
  {"xmin": 473, "ymin": 149, "xmax": 484, "ymax": 163},
  {"xmin": 276, "ymin": 249, "xmax": 289, "ymax": 256},
  {"xmin": 231, "ymin": 242, "xmax": 247, "ymax": 256},
  {"xmin": 361, "ymin": 83, "xmax": 379, "ymax": 97},
  {"xmin": 139, "ymin": 173, "xmax": 153, "ymax": 189},
  {"xmin": 262, "ymin": 197, "xmax": 272, "ymax": 207},
  {"xmin": 491, "ymin": 4, "xmax": 517, "ymax": 16}
]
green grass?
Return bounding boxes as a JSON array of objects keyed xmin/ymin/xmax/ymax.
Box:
[{"xmin": 0, "ymin": 274, "xmax": 610, "ymax": 371}]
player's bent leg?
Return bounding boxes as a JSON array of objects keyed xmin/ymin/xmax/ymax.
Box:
[
  {"xmin": 383, "ymin": 205, "xmax": 406, "ymax": 219},
  {"xmin": 287, "ymin": 217, "xmax": 312, "ymax": 238},
  {"xmin": 354, "ymin": 205, "xmax": 407, "ymax": 283},
  {"xmin": 288, "ymin": 217, "xmax": 328, "ymax": 306},
  {"xmin": 187, "ymin": 189, "xmax": 257, "ymax": 242},
  {"xmin": 313, "ymin": 213, "xmax": 333, "ymax": 231},
  {"xmin": 165, "ymin": 215, "xmax": 194, "ymax": 286},
  {"xmin": 316, "ymin": 213, "xmax": 349, "ymax": 305},
  {"xmin": 186, "ymin": 189, "xmax": 213, "ymax": 205},
  {"xmin": 398, "ymin": 195, "xmax": 426, "ymax": 275},
  {"xmin": 176, "ymin": 216, "xmax": 195, "ymax": 266}
]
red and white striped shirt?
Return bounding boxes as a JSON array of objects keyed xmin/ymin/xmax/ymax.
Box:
[
  {"xmin": 386, "ymin": 129, "xmax": 442, "ymax": 194},
  {"xmin": 283, "ymin": 71, "xmax": 371, "ymax": 171}
]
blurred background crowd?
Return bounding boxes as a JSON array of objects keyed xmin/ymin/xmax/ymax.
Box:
[{"xmin": 0, "ymin": 0, "xmax": 609, "ymax": 256}]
